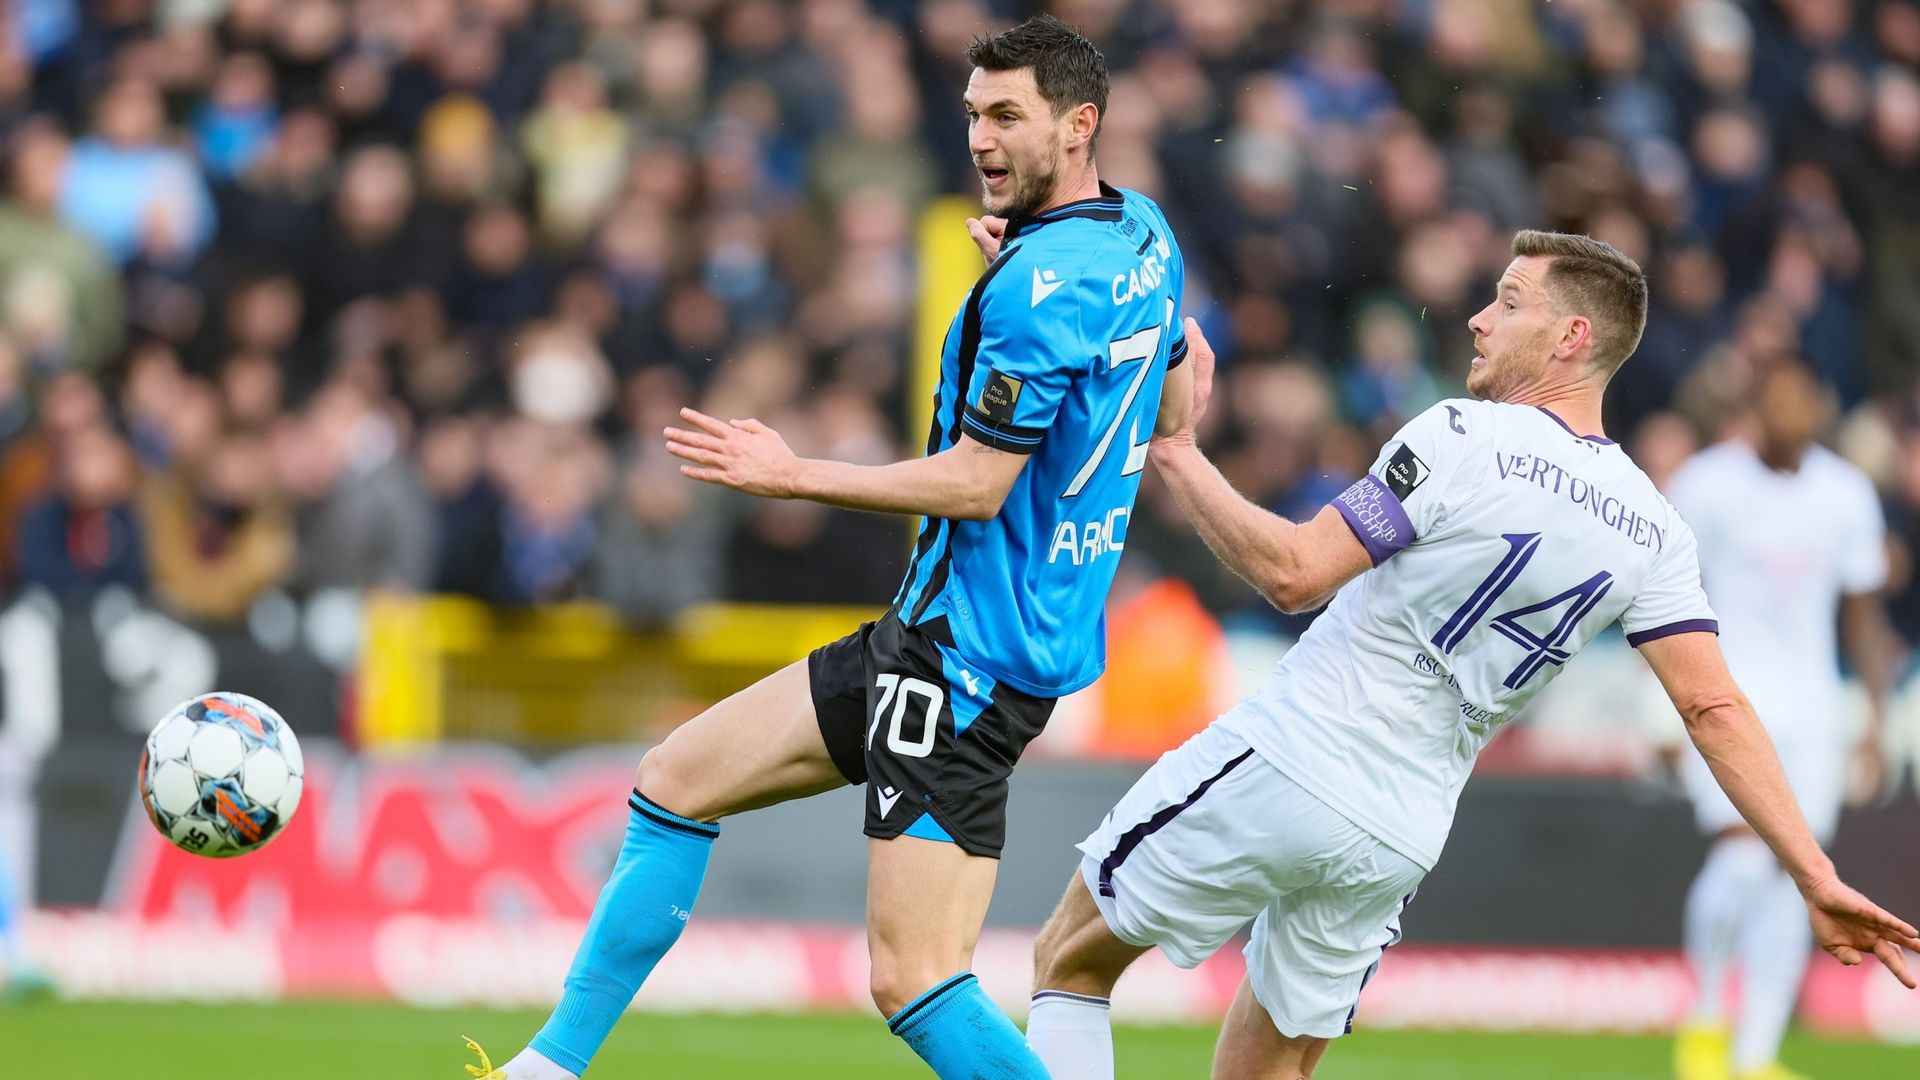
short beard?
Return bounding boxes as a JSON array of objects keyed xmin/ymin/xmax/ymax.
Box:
[
  {"xmin": 1464, "ymin": 361, "xmax": 1500, "ymax": 401},
  {"xmin": 986, "ymin": 141, "xmax": 1062, "ymax": 219},
  {"xmin": 1467, "ymin": 331, "xmax": 1553, "ymax": 403},
  {"xmin": 1467, "ymin": 356, "xmax": 1529, "ymax": 403}
]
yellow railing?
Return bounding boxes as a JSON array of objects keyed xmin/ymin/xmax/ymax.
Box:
[
  {"xmin": 914, "ymin": 194, "xmax": 985, "ymax": 449},
  {"xmin": 357, "ymin": 595, "xmax": 881, "ymax": 751}
]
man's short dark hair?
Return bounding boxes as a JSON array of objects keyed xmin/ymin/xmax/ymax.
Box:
[{"xmin": 967, "ymin": 14, "xmax": 1109, "ymax": 147}]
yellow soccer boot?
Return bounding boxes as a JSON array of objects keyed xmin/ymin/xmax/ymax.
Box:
[{"xmin": 1673, "ymin": 1022, "xmax": 1732, "ymax": 1080}]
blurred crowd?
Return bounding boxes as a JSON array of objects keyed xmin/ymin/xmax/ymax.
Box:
[{"xmin": 4, "ymin": 0, "xmax": 1920, "ymax": 647}]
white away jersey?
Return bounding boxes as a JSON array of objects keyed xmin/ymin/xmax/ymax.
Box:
[
  {"xmin": 1220, "ymin": 400, "xmax": 1716, "ymax": 869},
  {"xmin": 1664, "ymin": 441, "xmax": 1885, "ymax": 727}
]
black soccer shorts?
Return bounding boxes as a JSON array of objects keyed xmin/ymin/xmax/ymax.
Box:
[{"xmin": 808, "ymin": 611, "xmax": 1055, "ymax": 858}]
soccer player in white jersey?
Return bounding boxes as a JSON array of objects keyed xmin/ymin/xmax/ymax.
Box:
[
  {"xmin": 1667, "ymin": 360, "xmax": 1901, "ymax": 1080},
  {"xmin": 1014, "ymin": 231, "xmax": 1919, "ymax": 1080}
]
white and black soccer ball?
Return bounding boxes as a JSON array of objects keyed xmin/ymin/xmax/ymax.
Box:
[{"xmin": 137, "ymin": 692, "xmax": 305, "ymax": 858}]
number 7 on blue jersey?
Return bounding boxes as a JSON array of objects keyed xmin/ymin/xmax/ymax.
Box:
[{"xmin": 1065, "ymin": 298, "xmax": 1173, "ymax": 498}]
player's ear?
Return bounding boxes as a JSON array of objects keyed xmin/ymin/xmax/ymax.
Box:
[
  {"xmin": 1558, "ymin": 314, "xmax": 1592, "ymax": 361},
  {"xmin": 1066, "ymin": 102, "xmax": 1098, "ymax": 150}
]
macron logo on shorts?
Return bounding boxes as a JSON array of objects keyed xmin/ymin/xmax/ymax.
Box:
[{"xmin": 876, "ymin": 786, "xmax": 902, "ymax": 818}]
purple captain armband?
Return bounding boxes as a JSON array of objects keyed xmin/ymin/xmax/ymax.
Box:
[{"xmin": 1333, "ymin": 474, "xmax": 1415, "ymax": 566}]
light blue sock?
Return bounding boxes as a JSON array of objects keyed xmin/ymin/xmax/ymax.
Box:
[
  {"xmin": 529, "ymin": 790, "xmax": 718, "ymax": 1076},
  {"xmin": 888, "ymin": 973, "xmax": 1051, "ymax": 1080}
]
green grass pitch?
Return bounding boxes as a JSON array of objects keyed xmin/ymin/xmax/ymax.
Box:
[{"xmin": 3, "ymin": 999, "xmax": 1915, "ymax": 1078}]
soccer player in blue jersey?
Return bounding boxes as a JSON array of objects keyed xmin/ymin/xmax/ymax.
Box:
[{"xmin": 463, "ymin": 15, "xmax": 1190, "ymax": 1079}]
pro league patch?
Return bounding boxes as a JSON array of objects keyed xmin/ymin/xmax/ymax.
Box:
[
  {"xmin": 1384, "ymin": 443, "xmax": 1429, "ymax": 501},
  {"xmin": 978, "ymin": 369, "xmax": 1024, "ymax": 424}
]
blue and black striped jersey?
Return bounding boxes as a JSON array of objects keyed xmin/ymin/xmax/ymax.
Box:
[{"xmin": 894, "ymin": 183, "xmax": 1187, "ymax": 697}]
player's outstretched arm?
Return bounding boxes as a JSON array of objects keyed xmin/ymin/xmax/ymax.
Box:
[
  {"xmin": 665, "ymin": 408, "xmax": 1027, "ymax": 521},
  {"xmin": 1639, "ymin": 630, "xmax": 1920, "ymax": 986},
  {"xmin": 1146, "ymin": 319, "xmax": 1371, "ymax": 612}
]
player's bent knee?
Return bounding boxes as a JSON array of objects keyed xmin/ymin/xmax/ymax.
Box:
[
  {"xmin": 634, "ymin": 743, "xmax": 717, "ymax": 823},
  {"xmin": 869, "ymin": 959, "xmax": 953, "ymax": 1019},
  {"xmin": 1032, "ymin": 931, "xmax": 1110, "ymax": 997},
  {"xmin": 1032, "ymin": 898, "xmax": 1138, "ymax": 996}
]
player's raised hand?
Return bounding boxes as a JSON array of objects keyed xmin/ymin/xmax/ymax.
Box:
[
  {"xmin": 1151, "ymin": 317, "xmax": 1216, "ymax": 450},
  {"xmin": 966, "ymin": 215, "xmax": 1008, "ymax": 262},
  {"xmin": 1803, "ymin": 876, "xmax": 1920, "ymax": 988},
  {"xmin": 665, "ymin": 407, "xmax": 800, "ymax": 498}
]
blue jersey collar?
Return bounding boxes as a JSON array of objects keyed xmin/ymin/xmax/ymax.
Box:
[{"xmin": 1004, "ymin": 182, "xmax": 1124, "ymax": 240}]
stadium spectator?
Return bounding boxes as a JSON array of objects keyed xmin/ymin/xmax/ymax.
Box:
[
  {"xmin": 215, "ymin": 108, "xmax": 338, "ymax": 270},
  {"xmin": 0, "ymin": 367, "xmax": 103, "ymax": 583},
  {"xmin": 193, "ymin": 52, "xmax": 279, "ymax": 182},
  {"xmin": 0, "ymin": 123, "xmax": 122, "ymax": 373},
  {"xmin": 14, "ymin": 422, "xmax": 143, "ymax": 600},
  {"xmin": 454, "ymin": 417, "xmax": 610, "ymax": 605},
  {"xmin": 56, "ymin": 78, "xmax": 215, "ymax": 269},
  {"xmin": 139, "ymin": 424, "xmax": 293, "ymax": 624},
  {"xmin": 450, "ymin": 201, "xmax": 553, "ymax": 331},
  {"xmin": 303, "ymin": 144, "xmax": 443, "ymax": 329},
  {"xmin": 590, "ymin": 445, "xmax": 729, "ymax": 626},
  {"xmin": 418, "ymin": 408, "xmax": 503, "ymax": 597},
  {"xmin": 279, "ymin": 378, "xmax": 435, "ymax": 594},
  {"xmin": 589, "ymin": 366, "xmax": 730, "ymax": 625},
  {"xmin": 520, "ymin": 61, "xmax": 627, "ymax": 246}
]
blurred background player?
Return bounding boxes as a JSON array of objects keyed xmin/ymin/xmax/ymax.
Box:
[
  {"xmin": 1019, "ymin": 232, "xmax": 1920, "ymax": 1080},
  {"xmin": 0, "ymin": 703, "xmax": 52, "ymax": 1001},
  {"xmin": 466, "ymin": 16, "xmax": 1189, "ymax": 1080},
  {"xmin": 1669, "ymin": 359, "xmax": 1904, "ymax": 1080},
  {"xmin": 0, "ymin": 753, "xmax": 25, "ymax": 998}
]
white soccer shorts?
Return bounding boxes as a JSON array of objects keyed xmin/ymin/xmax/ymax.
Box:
[{"xmin": 1077, "ymin": 723, "xmax": 1426, "ymax": 1039}]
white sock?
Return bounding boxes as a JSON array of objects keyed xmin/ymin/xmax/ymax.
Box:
[
  {"xmin": 1733, "ymin": 870, "xmax": 1812, "ymax": 1071},
  {"xmin": 1027, "ymin": 990, "xmax": 1114, "ymax": 1080},
  {"xmin": 502, "ymin": 1048, "xmax": 579, "ymax": 1080},
  {"xmin": 1684, "ymin": 836, "xmax": 1774, "ymax": 1024}
]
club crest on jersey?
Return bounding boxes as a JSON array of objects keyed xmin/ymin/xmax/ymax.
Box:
[
  {"xmin": 1385, "ymin": 443, "xmax": 1430, "ymax": 501},
  {"xmin": 978, "ymin": 370, "xmax": 1023, "ymax": 423}
]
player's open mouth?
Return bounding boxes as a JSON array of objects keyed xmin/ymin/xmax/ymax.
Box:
[
  {"xmin": 1471, "ymin": 354, "xmax": 1486, "ymax": 369},
  {"xmin": 980, "ymin": 167, "xmax": 1010, "ymax": 187}
]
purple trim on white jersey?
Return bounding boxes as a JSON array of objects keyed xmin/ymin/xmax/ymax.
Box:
[
  {"xmin": 1536, "ymin": 406, "xmax": 1617, "ymax": 446},
  {"xmin": 1334, "ymin": 474, "xmax": 1416, "ymax": 566},
  {"xmin": 1624, "ymin": 618, "xmax": 1720, "ymax": 647}
]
